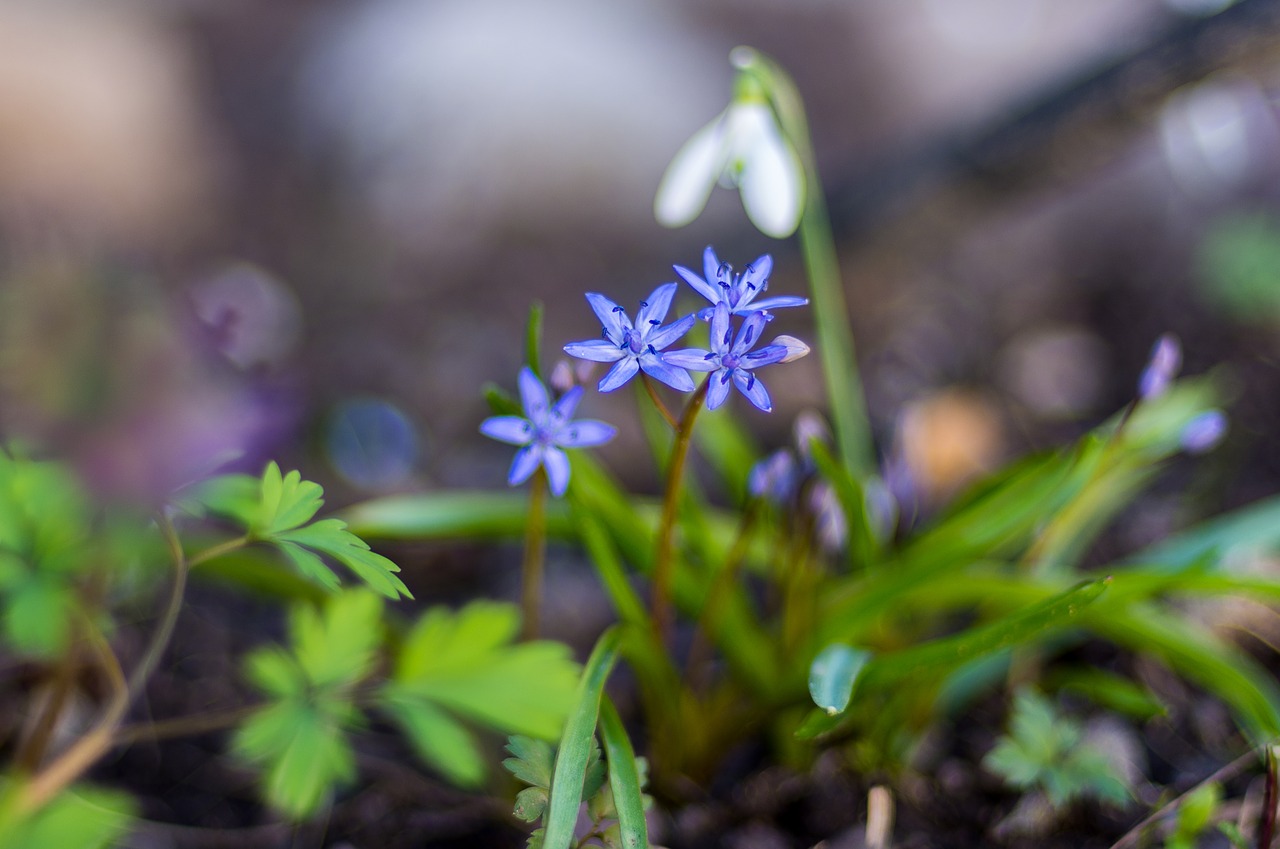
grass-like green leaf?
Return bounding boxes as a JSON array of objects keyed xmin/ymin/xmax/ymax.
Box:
[
  {"xmin": 808, "ymin": 643, "xmax": 871, "ymax": 716},
  {"xmin": 598, "ymin": 698, "xmax": 649, "ymax": 849},
  {"xmin": 542, "ymin": 628, "xmax": 621, "ymax": 849}
]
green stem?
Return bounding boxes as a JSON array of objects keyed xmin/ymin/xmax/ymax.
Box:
[
  {"xmin": 684, "ymin": 499, "xmax": 760, "ymax": 692},
  {"xmin": 186, "ymin": 535, "xmax": 249, "ymax": 569},
  {"xmin": 734, "ymin": 47, "xmax": 873, "ymax": 478},
  {"xmin": 652, "ymin": 379, "xmax": 709, "ymax": 641},
  {"xmin": 521, "ymin": 468, "xmax": 549, "ymax": 640},
  {"xmin": 641, "ymin": 373, "xmax": 679, "ymax": 431}
]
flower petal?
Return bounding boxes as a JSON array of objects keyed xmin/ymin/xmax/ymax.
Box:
[
  {"xmin": 740, "ymin": 295, "xmax": 807, "ymax": 314},
  {"xmin": 709, "ymin": 301, "xmax": 732, "ymax": 354},
  {"xmin": 662, "ymin": 348, "xmax": 718, "ymax": 372},
  {"xmin": 564, "ymin": 339, "xmax": 625, "ymax": 363},
  {"xmin": 640, "ymin": 357, "xmax": 696, "ymax": 392},
  {"xmin": 556, "ymin": 419, "xmax": 616, "ymax": 448},
  {"xmin": 702, "ymin": 245, "xmax": 721, "ymax": 290},
  {"xmin": 741, "ymin": 343, "xmax": 788, "ymax": 369},
  {"xmin": 732, "ymin": 310, "xmax": 769, "ymax": 356},
  {"xmin": 598, "ymin": 357, "xmax": 640, "ymax": 392},
  {"xmin": 733, "ymin": 369, "xmax": 773, "ymax": 412},
  {"xmin": 706, "ymin": 369, "xmax": 733, "ymax": 410},
  {"xmin": 741, "ymin": 254, "xmax": 773, "ymax": 297},
  {"xmin": 585, "ymin": 293, "xmax": 626, "ymax": 342},
  {"xmin": 518, "ymin": 367, "xmax": 550, "ymax": 422},
  {"xmin": 508, "ymin": 445, "xmax": 542, "ymax": 486},
  {"xmin": 480, "ymin": 416, "xmax": 533, "ymax": 446},
  {"xmin": 674, "ymin": 264, "xmax": 720, "ymax": 304},
  {"xmin": 655, "ymin": 116, "xmax": 727, "ymax": 229},
  {"xmin": 636, "ymin": 282, "xmax": 678, "ymax": 331},
  {"xmin": 738, "ymin": 109, "xmax": 804, "ymax": 239},
  {"xmin": 549, "ymin": 386, "xmax": 584, "ymax": 427},
  {"xmin": 543, "ymin": 447, "xmax": 571, "ymax": 497},
  {"xmin": 646, "ymin": 314, "xmax": 696, "ymax": 351}
]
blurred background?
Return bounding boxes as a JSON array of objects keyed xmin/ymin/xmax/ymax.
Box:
[{"xmin": 1, "ymin": 0, "xmax": 1279, "ymax": 537}]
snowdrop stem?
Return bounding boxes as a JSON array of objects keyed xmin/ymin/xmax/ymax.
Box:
[
  {"xmin": 652, "ymin": 378, "xmax": 709, "ymax": 641},
  {"xmin": 641, "ymin": 373, "xmax": 680, "ymax": 430},
  {"xmin": 521, "ymin": 467, "xmax": 549, "ymax": 640},
  {"xmin": 734, "ymin": 47, "xmax": 874, "ymax": 478}
]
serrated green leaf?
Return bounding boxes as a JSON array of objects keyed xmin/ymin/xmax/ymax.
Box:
[
  {"xmin": 244, "ymin": 648, "xmax": 303, "ymax": 699},
  {"xmin": 288, "ymin": 590, "xmax": 383, "ymax": 688},
  {"xmin": 3, "ymin": 578, "xmax": 74, "ymax": 658},
  {"xmin": 808, "ymin": 643, "xmax": 871, "ymax": 716},
  {"xmin": 186, "ymin": 473, "xmax": 259, "ymax": 525},
  {"xmin": 262, "ymin": 466, "xmax": 326, "ymax": 535},
  {"xmin": 234, "ymin": 700, "xmax": 355, "ymax": 820},
  {"xmin": 582, "ymin": 742, "xmax": 606, "ymax": 804},
  {"xmin": 504, "ymin": 736, "xmax": 555, "ymax": 788},
  {"xmin": 393, "ymin": 602, "xmax": 579, "ymax": 739},
  {"xmin": 379, "ymin": 689, "xmax": 487, "ymax": 787},
  {"xmin": 0, "ymin": 780, "xmax": 135, "ymax": 849},
  {"xmin": 527, "ymin": 827, "xmax": 546, "ymax": 849},
  {"xmin": 514, "ymin": 787, "xmax": 549, "ymax": 823},
  {"xmin": 276, "ymin": 519, "xmax": 410, "ymax": 600},
  {"xmin": 275, "ymin": 541, "xmax": 341, "ymax": 592}
]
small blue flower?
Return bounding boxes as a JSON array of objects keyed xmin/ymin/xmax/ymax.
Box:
[
  {"xmin": 563, "ymin": 283, "xmax": 697, "ymax": 392},
  {"xmin": 1138, "ymin": 333, "xmax": 1182, "ymax": 400},
  {"xmin": 662, "ymin": 302, "xmax": 794, "ymax": 412},
  {"xmin": 674, "ymin": 246, "xmax": 808, "ymax": 320},
  {"xmin": 1180, "ymin": 409, "xmax": 1227, "ymax": 454},
  {"xmin": 480, "ymin": 367, "xmax": 615, "ymax": 497}
]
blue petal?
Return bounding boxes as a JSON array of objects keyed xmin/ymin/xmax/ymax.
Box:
[
  {"xmin": 564, "ymin": 339, "xmax": 625, "ymax": 363},
  {"xmin": 733, "ymin": 369, "xmax": 772, "ymax": 412},
  {"xmin": 598, "ymin": 357, "xmax": 640, "ymax": 392},
  {"xmin": 550, "ymin": 386, "xmax": 584, "ymax": 426},
  {"xmin": 706, "ymin": 369, "xmax": 732, "ymax": 410},
  {"xmin": 518, "ymin": 367, "xmax": 549, "ymax": 422},
  {"xmin": 740, "ymin": 295, "xmax": 807, "ymax": 313},
  {"xmin": 508, "ymin": 445, "xmax": 542, "ymax": 486},
  {"xmin": 742, "ymin": 254, "xmax": 773, "ymax": 294},
  {"xmin": 742, "ymin": 344, "xmax": 788, "ymax": 369},
  {"xmin": 709, "ymin": 302, "xmax": 732, "ymax": 354},
  {"xmin": 662, "ymin": 348, "xmax": 718, "ymax": 371},
  {"xmin": 646, "ymin": 314, "xmax": 696, "ymax": 350},
  {"xmin": 480, "ymin": 416, "xmax": 533, "ymax": 446},
  {"xmin": 636, "ymin": 282, "xmax": 677, "ymax": 330},
  {"xmin": 701, "ymin": 245, "xmax": 721, "ymax": 290},
  {"xmin": 586, "ymin": 293, "xmax": 627, "ymax": 342},
  {"xmin": 543, "ymin": 447, "xmax": 570, "ymax": 497},
  {"xmin": 640, "ymin": 357, "xmax": 696, "ymax": 392},
  {"xmin": 732, "ymin": 310, "xmax": 769, "ymax": 356},
  {"xmin": 556, "ymin": 419, "xmax": 616, "ymax": 448},
  {"xmin": 674, "ymin": 264, "xmax": 719, "ymax": 304}
]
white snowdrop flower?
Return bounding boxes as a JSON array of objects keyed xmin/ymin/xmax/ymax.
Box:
[{"xmin": 655, "ymin": 98, "xmax": 805, "ymax": 239}]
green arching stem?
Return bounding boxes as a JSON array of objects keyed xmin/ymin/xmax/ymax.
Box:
[
  {"xmin": 521, "ymin": 467, "xmax": 549, "ymax": 640},
  {"xmin": 732, "ymin": 46, "xmax": 874, "ymax": 479},
  {"xmin": 684, "ymin": 498, "xmax": 761, "ymax": 692},
  {"xmin": 652, "ymin": 379, "xmax": 710, "ymax": 641}
]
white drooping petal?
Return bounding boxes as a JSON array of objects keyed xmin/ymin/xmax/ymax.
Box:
[
  {"xmin": 655, "ymin": 114, "xmax": 729, "ymax": 229},
  {"xmin": 736, "ymin": 104, "xmax": 804, "ymax": 239}
]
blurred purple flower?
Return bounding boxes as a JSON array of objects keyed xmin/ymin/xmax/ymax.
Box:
[
  {"xmin": 663, "ymin": 303, "xmax": 795, "ymax": 412},
  {"xmin": 674, "ymin": 246, "xmax": 807, "ymax": 320},
  {"xmin": 1138, "ymin": 333, "xmax": 1182, "ymax": 400},
  {"xmin": 1180, "ymin": 409, "xmax": 1227, "ymax": 454},
  {"xmin": 563, "ymin": 283, "xmax": 697, "ymax": 392},
  {"xmin": 479, "ymin": 367, "xmax": 615, "ymax": 497},
  {"xmin": 748, "ymin": 449, "xmax": 798, "ymax": 505}
]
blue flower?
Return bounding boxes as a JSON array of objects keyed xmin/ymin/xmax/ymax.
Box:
[
  {"xmin": 674, "ymin": 246, "xmax": 807, "ymax": 320},
  {"xmin": 662, "ymin": 302, "xmax": 798, "ymax": 412},
  {"xmin": 480, "ymin": 367, "xmax": 615, "ymax": 497},
  {"xmin": 563, "ymin": 283, "xmax": 697, "ymax": 392}
]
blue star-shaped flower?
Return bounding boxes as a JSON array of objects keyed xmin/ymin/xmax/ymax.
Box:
[
  {"xmin": 662, "ymin": 303, "xmax": 792, "ymax": 412},
  {"xmin": 479, "ymin": 367, "xmax": 615, "ymax": 497},
  {"xmin": 563, "ymin": 283, "xmax": 697, "ymax": 392},
  {"xmin": 674, "ymin": 246, "xmax": 808, "ymax": 320}
]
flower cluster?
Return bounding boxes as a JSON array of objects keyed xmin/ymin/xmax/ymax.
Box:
[{"xmin": 482, "ymin": 247, "xmax": 810, "ymax": 495}]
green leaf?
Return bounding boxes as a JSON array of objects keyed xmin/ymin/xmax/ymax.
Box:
[
  {"xmin": 276, "ymin": 518, "xmax": 410, "ymax": 600},
  {"xmin": 233, "ymin": 700, "xmax": 357, "ymax": 820},
  {"xmin": 379, "ymin": 690, "xmax": 487, "ymax": 787},
  {"xmin": 542, "ymin": 628, "xmax": 621, "ymax": 849},
  {"xmin": 504, "ymin": 736, "xmax": 556, "ymax": 789},
  {"xmin": 391, "ymin": 601, "xmax": 580, "ymax": 740},
  {"xmin": 598, "ymin": 698, "xmax": 649, "ymax": 849},
  {"xmin": 514, "ymin": 787, "xmax": 550, "ymax": 823},
  {"xmin": 288, "ymin": 589, "xmax": 383, "ymax": 688},
  {"xmin": 244, "ymin": 648, "xmax": 303, "ymax": 698},
  {"xmin": 0, "ymin": 781, "xmax": 135, "ymax": 849},
  {"xmin": 2, "ymin": 578, "xmax": 74, "ymax": 658},
  {"xmin": 808, "ymin": 643, "xmax": 871, "ymax": 716},
  {"xmin": 526, "ymin": 301, "xmax": 544, "ymax": 378}
]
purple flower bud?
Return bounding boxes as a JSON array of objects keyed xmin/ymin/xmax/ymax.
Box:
[
  {"xmin": 809, "ymin": 481, "xmax": 847, "ymax": 553},
  {"xmin": 1138, "ymin": 333, "xmax": 1182, "ymax": 400},
  {"xmin": 549, "ymin": 360, "xmax": 576, "ymax": 394},
  {"xmin": 748, "ymin": 449, "xmax": 798, "ymax": 505},
  {"xmin": 792, "ymin": 410, "xmax": 831, "ymax": 466},
  {"xmin": 1180, "ymin": 409, "xmax": 1227, "ymax": 454}
]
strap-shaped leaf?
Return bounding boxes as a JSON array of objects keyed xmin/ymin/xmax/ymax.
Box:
[
  {"xmin": 808, "ymin": 643, "xmax": 871, "ymax": 716},
  {"xmin": 598, "ymin": 697, "xmax": 649, "ymax": 849}
]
